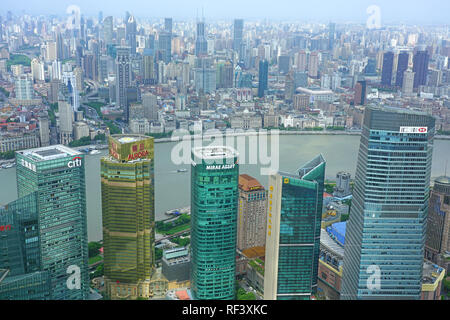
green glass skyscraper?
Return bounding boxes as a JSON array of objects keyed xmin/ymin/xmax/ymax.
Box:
[
  {"xmin": 341, "ymin": 105, "xmax": 435, "ymax": 300},
  {"xmin": 0, "ymin": 192, "xmax": 52, "ymax": 300},
  {"xmin": 264, "ymin": 155, "xmax": 326, "ymax": 300},
  {"xmin": 101, "ymin": 135, "xmax": 155, "ymax": 300},
  {"xmin": 190, "ymin": 146, "xmax": 239, "ymax": 300},
  {"xmin": 15, "ymin": 145, "xmax": 89, "ymax": 300}
]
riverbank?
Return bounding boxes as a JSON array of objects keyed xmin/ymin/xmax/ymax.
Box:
[{"xmin": 153, "ymin": 130, "xmax": 450, "ymax": 143}]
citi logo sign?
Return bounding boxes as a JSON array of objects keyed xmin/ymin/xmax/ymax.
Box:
[{"xmin": 68, "ymin": 157, "xmax": 82, "ymax": 168}]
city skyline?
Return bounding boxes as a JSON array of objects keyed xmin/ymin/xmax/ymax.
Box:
[{"xmin": 1, "ymin": 0, "xmax": 449, "ymax": 24}]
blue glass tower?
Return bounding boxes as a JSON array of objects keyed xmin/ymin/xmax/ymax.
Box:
[
  {"xmin": 264, "ymin": 155, "xmax": 326, "ymax": 300},
  {"xmin": 341, "ymin": 105, "xmax": 435, "ymax": 300}
]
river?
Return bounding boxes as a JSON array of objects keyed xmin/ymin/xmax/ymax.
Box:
[{"xmin": 0, "ymin": 135, "xmax": 449, "ymax": 241}]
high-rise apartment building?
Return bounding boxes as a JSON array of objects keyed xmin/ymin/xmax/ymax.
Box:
[
  {"xmin": 15, "ymin": 145, "xmax": 89, "ymax": 300},
  {"xmin": 237, "ymin": 174, "xmax": 268, "ymax": 251},
  {"xmin": 402, "ymin": 69, "xmax": 415, "ymax": 97},
  {"xmin": 341, "ymin": 106, "xmax": 435, "ymax": 300},
  {"xmin": 264, "ymin": 155, "xmax": 326, "ymax": 300},
  {"xmin": 101, "ymin": 135, "xmax": 155, "ymax": 300},
  {"xmin": 190, "ymin": 146, "xmax": 239, "ymax": 300}
]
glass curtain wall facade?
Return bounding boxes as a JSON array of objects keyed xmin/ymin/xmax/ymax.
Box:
[
  {"xmin": 101, "ymin": 135, "xmax": 155, "ymax": 300},
  {"xmin": 0, "ymin": 192, "xmax": 52, "ymax": 300},
  {"xmin": 15, "ymin": 145, "xmax": 89, "ymax": 300},
  {"xmin": 264, "ymin": 155, "xmax": 326, "ymax": 300},
  {"xmin": 341, "ymin": 106, "xmax": 435, "ymax": 300},
  {"xmin": 190, "ymin": 146, "xmax": 239, "ymax": 300}
]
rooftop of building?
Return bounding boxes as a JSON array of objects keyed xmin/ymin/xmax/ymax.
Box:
[
  {"xmin": 241, "ymin": 246, "xmax": 266, "ymax": 259},
  {"xmin": 17, "ymin": 145, "xmax": 80, "ymax": 162},
  {"xmin": 320, "ymin": 228, "xmax": 345, "ymax": 258},
  {"xmin": 434, "ymin": 176, "xmax": 450, "ymax": 185},
  {"xmin": 192, "ymin": 146, "xmax": 238, "ymax": 160},
  {"xmin": 422, "ymin": 261, "xmax": 445, "ymax": 286},
  {"xmin": 239, "ymin": 174, "xmax": 264, "ymax": 192},
  {"xmin": 111, "ymin": 134, "xmax": 150, "ymax": 145}
]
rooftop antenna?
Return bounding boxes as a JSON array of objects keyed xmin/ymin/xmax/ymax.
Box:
[{"xmin": 445, "ymin": 160, "xmax": 448, "ymax": 176}]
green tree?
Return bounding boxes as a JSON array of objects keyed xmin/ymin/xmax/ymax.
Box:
[{"xmin": 88, "ymin": 242, "xmax": 102, "ymax": 258}]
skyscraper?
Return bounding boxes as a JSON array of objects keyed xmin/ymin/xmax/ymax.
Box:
[
  {"xmin": 195, "ymin": 21, "xmax": 208, "ymax": 57},
  {"xmin": 341, "ymin": 106, "xmax": 435, "ymax": 300},
  {"xmin": 233, "ymin": 19, "xmax": 244, "ymax": 58},
  {"xmin": 15, "ymin": 145, "xmax": 89, "ymax": 300},
  {"xmin": 381, "ymin": 51, "xmax": 394, "ymax": 86},
  {"xmin": 101, "ymin": 135, "xmax": 155, "ymax": 300},
  {"xmin": 413, "ymin": 51, "xmax": 430, "ymax": 89},
  {"xmin": 425, "ymin": 176, "xmax": 450, "ymax": 270},
  {"xmin": 190, "ymin": 146, "xmax": 239, "ymax": 300},
  {"xmin": 395, "ymin": 51, "xmax": 409, "ymax": 87},
  {"xmin": 0, "ymin": 192, "xmax": 52, "ymax": 300},
  {"xmin": 126, "ymin": 15, "xmax": 137, "ymax": 54},
  {"xmin": 264, "ymin": 155, "xmax": 326, "ymax": 300},
  {"xmin": 354, "ymin": 80, "xmax": 367, "ymax": 106},
  {"xmin": 237, "ymin": 174, "xmax": 268, "ymax": 251},
  {"xmin": 308, "ymin": 51, "xmax": 319, "ymax": 79},
  {"xmin": 115, "ymin": 46, "xmax": 131, "ymax": 120},
  {"xmin": 103, "ymin": 16, "xmax": 114, "ymax": 46},
  {"xmin": 402, "ymin": 69, "xmax": 415, "ymax": 97},
  {"xmin": 258, "ymin": 59, "xmax": 268, "ymax": 98}
]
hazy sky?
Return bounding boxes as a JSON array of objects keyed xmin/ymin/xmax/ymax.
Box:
[{"xmin": 2, "ymin": 0, "xmax": 449, "ymax": 24}]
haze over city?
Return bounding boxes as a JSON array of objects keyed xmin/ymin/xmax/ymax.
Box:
[{"xmin": 1, "ymin": 0, "xmax": 450, "ymax": 24}]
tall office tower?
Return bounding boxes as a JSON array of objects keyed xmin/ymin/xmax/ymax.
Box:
[
  {"xmin": 191, "ymin": 146, "xmax": 239, "ymax": 300},
  {"xmin": 264, "ymin": 155, "xmax": 326, "ymax": 300},
  {"xmin": 164, "ymin": 18, "xmax": 173, "ymax": 34},
  {"xmin": 258, "ymin": 59, "xmax": 269, "ymax": 98},
  {"xmin": 126, "ymin": 15, "xmax": 137, "ymax": 54},
  {"xmin": 58, "ymin": 92, "xmax": 74, "ymax": 145},
  {"xmin": 15, "ymin": 145, "xmax": 89, "ymax": 300},
  {"xmin": 142, "ymin": 93, "xmax": 158, "ymax": 121},
  {"xmin": 0, "ymin": 192, "xmax": 52, "ymax": 300},
  {"xmin": 425, "ymin": 176, "xmax": 450, "ymax": 270},
  {"xmin": 56, "ymin": 31, "xmax": 64, "ymax": 61},
  {"xmin": 195, "ymin": 21, "xmax": 208, "ymax": 57},
  {"xmin": 308, "ymin": 51, "xmax": 319, "ymax": 79},
  {"xmin": 354, "ymin": 80, "xmax": 367, "ymax": 106},
  {"xmin": 115, "ymin": 47, "xmax": 131, "ymax": 120},
  {"xmin": 381, "ymin": 51, "xmax": 394, "ymax": 86},
  {"xmin": 341, "ymin": 106, "xmax": 435, "ymax": 300},
  {"xmin": 103, "ymin": 16, "xmax": 114, "ymax": 46},
  {"xmin": 143, "ymin": 54, "xmax": 155, "ymax": 84},
  {"xmin": 158, "ymin": 32, "xmax": 172, "ymax": 64},
  {"xmin": 101, "ymin": 135, "xmax": 155, "ymax": 300},
  {"xmin": 237, "ymin": 174, "xmax": 268, "ymax": 252},
  {"xmin": 328, "ymin": 22, "xmax": 336, "ymax": 50},
  {"xmin": 233, "ymin": 19, "xmax": 244, "ymax": 58},
  {"xmin": 38, "ymin": 112, "xmax": 50, "ymax": 147},
  {"xmin": 216, "ymin": 60, "xmax": 234, "ymax": 89},
  {"xmin": 402, "ymin": 69, "xmax": 415, "ymax": 97},
  {"xmin": 278, "ymin": 55, "xmax": 291, "ymax": 75},
  {"xmin": 395, "ymin": 52, "xmax": 409, "ymax": 87},
  {"xmin": 413, "ymin": 50, "xmax": 430, "ymax": 89},
  {"xmin": 15, "ymin": 74, "xmax": 34, "ymax": 100},
  {"xmin": 194, "ymin": 56, "xmax": 216, "ymax": 94}
]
